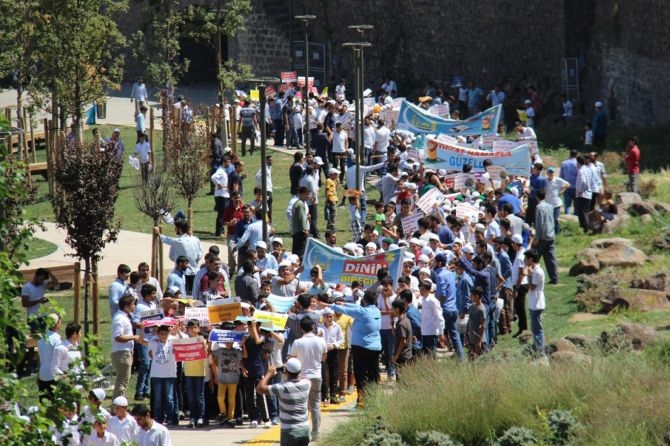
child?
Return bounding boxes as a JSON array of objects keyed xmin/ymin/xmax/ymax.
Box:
[
  {"xmin": 107, "ymin": 396, "xmax": 139, "ymax": 444},
  {"xmin": 211, "ymin": 339, "xmax": 243, "ymax": 427},
  {"xmin": 82, "ymin": 388, "xmax": 111, "ymax": 424},
  {"xmin": 85, "ymin": 415, "xmax": 120, "ymax": 446},
  {"xmin": 325, "ymin": 168, "xmax": 340, "ymax": 230},
  {"xmin": 466, "ymin": 286, "xmax": 487, "ymax": 360},
  {"xmin": 348, "ymin": 195, "xmax": 362, "ymax": 242},
  {"xmin": 134, "ymin": 132, "xmax": 151, "ymax": 185},
  {"xmin": 183, "ymin": 319, "xmax": 207, "ymax": 428},
  {"xmin": 139, "ymin": 325, "xmax": 178, "ymax": 426},
  {"xmin": 584, "ymin": 123, "xmax": 593, "ymax": 151},
  {"xmin": 373, "ymin": 201, "xmax": 386, "ymax": 236}
]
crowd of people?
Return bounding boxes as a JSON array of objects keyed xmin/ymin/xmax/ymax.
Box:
[{"xmin": 18, "ymin": 71, "xmax": 645, "ymax": 446}]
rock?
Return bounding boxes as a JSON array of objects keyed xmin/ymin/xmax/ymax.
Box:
[
  {"xmin": 558, "ymin": 213, "xmax": 579, "ymax": 224},
  {"xmin": 547, "ymin": 338, "xmax": 580, "ymax": 355},
  {"xmin": 593, "ymin": 244, "xmax": 648, "ymax": 269},
  {"xmin": 629, "ymin": 201, "xmax": 659, "ymax": 216},
  {"xmin": 564, "ymin": 334, "xmax": 591, "ymax": 348},
  {"xmin": 618, "ymin": 323, "xmax": 660, "ymax": 350},
  {"xmin": 617, "ymin": 192, "xmax": 643, "ymax": 210},
  {"xmin": 653, "ymin": 230, "xmax": 670, "ymax": 251},
  {"xmin": 550, "ymin": 351, "xmax": 592, "ymax": 365},
  {"xmin": 648, "ymin": 199, "xmax": 670, "ymax": 215},
  {"xmin": 588, "ymin": 238, "xmax": 633, "ymax": 249},
  {"xmin": 570, "ymin": 239, "xmax": 648, "ymax": 275},
  {"xmin": 569, "ymin": 257, "xmax": 600, "ymax": 276},
  {"xmin": 600, "ymin": 287, "xmax": 670, "ymax": 313},
  {"xmin": 641, "ymin": 214, "xmax": 653, "ymax": 224},
  {"xmin": 631, "ymin": 271, "xmax": 669, "ymax": 293},
  {"xmin": 603, "ymin": 213, "xmax": 632, "ymax": 233}
]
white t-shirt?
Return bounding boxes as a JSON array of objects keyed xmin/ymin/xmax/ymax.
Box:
[
  {"xmin": 374, "ymin": 126, "xmax": 390, "ymax": 154},
  {"xmin": 288, "ymin": 332, "xmax": 327, "ymax": 379},
  {"xmin": 149, "ymin": 335, "xmax": 177, "ymax": 378},
  {"xmin": 137, "ymin": 421, "xmax": 172, "ymax": 446},
  {"xmin": 21, "ymin": 281, "xmax": 48, "ymax": 318},
  {"xmin": 363, "ymin": 125, "xmax": 376, "ymax": 149},
  {"xmin": 546, "ymin": 177, "xmax": 570, "ymax": 208},
  {"xmin": 135, "ymin": 141, "xmax": 151, "ymax": 164},
  {"xmin": 527, "ymin": 266, "xmax": 546, "ymax": 310},
  {"xmin": 332, "ymin": 130, "xmax": 347, "ymax": 154},
  {"xmin": 111, "ymin": 311, "xmax": 134, "ymax": 353},
  {"xmin": 85, "ymin": 431, "xmax": 120, "ymax": 446},
  {"xmin": 376, "ymin": 294, "xmax": 396, "ymax": 330},
  {"xmin": 107, "ymin": 416, "xmax": 139, "ymax": 444}
]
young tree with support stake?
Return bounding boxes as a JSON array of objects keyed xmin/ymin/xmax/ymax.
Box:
[{"xmin": 51, "ymin": 143, "xmax": 123, "ymax": 348}]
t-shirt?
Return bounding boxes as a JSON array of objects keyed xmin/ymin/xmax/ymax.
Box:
[
  {"xmin": 85, "ymin": 431, "xmax": 120, "ymax": 446},
  {"xmin": 239, "ymin": 107, "xmax": 256, "ymax": 128},
  {"xmin": 212, "ymin": 347, "xmax": 242, "ymax": 384},
  {"xmin": 21, "ymin": 281, "xmax": 48, "ymax": 318},
  {"xmin": 136, "ymin": 421, "xmax": 171, "ymax": 446},
  {"xmin": 267, "ymin": 379, "xmax": 311, "ymax": 430},
  {"xmin": 394, "ymin": 317, "xmax": 413, "ymax": 362},
  {"xmin": 149, "ymin": 336, "xmax": 177, "ymax": 378},
  {"xmin": 377, "ymin": 294, "xmax": 396, "ymax": 330},
  {"xmin": 111, "ymin": 311, "xmax": 134, "ymax": 353},
  {"xmin": 528, "ymin": 266, "xmax": 546, "ymax": 310},
  {"xmin": 288, "ymin": 333, "xmax": 327, "ymax": 379},
  {"xmin": 466, "ymin": 302, "xmax": 487, "ymax": 346},
  {"xmin": 107, "ymin": 416, "xmax": 139, "ymax": 444}
]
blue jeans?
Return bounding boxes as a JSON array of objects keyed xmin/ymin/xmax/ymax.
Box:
[
  {"xmin": 564, "ymin": 188, "xmax": 576, "ymax": 214},
  {"xmin": 553, "ymin": 205, "xmax": 561, "ymax": 234},
  {"xmin": 443, "ymin": 310, "xmax": 464, "ymax": 360},
  {"xmin": 529, "ymin": 309, "xmax": 546, "ymax": 356},
  {"xmin": 486, "ymin": 302, "xmax": 497, "ymax": 349},
  {"xmin": 380, "ymin": 329, "xmax": 396, "ymax": 377},
  {"xmin": 422, "ymin": 335, "xmax": 439, "ymax": 357},
  {"xmin": 184, "ymin": 376, "xmax": 205, "ymax": 421},
  {"xmin": 151, "ymin": 377, "xmax": 177, "ymax": 424},
  {"xmin": 135, "ymin": 344, "xmax": 151, "ymax": 397}
]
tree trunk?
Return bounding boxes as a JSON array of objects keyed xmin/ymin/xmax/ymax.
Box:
[
  {"xmin": 16, "ymin": 86, "xmax": 24, "ymax": 161},
  {"xmin": 83, "ymin": 257, "xmax": 90, "ymax": 358},
  {"xmin": 187, "ymin": 198, "xmax": 193, "ymax": 230},
  {"xmin": 92, "ymin": 258, "xmax": 99, "ymax": 341}
]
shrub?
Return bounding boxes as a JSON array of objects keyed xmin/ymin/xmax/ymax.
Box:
[
  {"xmin": 415, "ymin": 430, "xmax": 463, "ymax": 446},
  {"xmin": 638, "ymin": 178, "xmax": 657, "ymax": 199},
  {"xmin": 495, "ymin": 426, "xmax": 537, "ymax": 446},
  {"xmin": 547, "ymin": 410, "xmax": 581, "ymax": 445},
  {"xmin": 362, "ymin": 432, "xmax": 408, "ymax": 446}
]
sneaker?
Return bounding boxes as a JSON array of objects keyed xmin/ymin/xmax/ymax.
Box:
[
  {"xmin": 134, "ymin": 394, "xmax": 144, "ymax": 401},
  {"xmin": 339, "ymin": 395, "xmax": 346, "ymax": 403},
  {"xmin": 322, "ymin": 400, "xmax": 330, "ymax": 407},
  {"xmin": 271, "ymin": 417, "xmax": 279, "ymax": 425},
  {"xmin": 311, "ymin": 432, "xmax": 320, "ymax": 441},
  {"xmin": 196, "ymin": 418, "xmax": 204, "ymax": 427},
  {"xmin": 346, "ymin": 386, "xmax": 355, "ymax": 394},
  {"xmin": 235, "ymin": 417, "xmax": 244, "ymax": 426},
  {"xmin": 250, "ymin": 420, "xmax": 258, "ymax": 428},
  {"xmin": 263, "ymin": 421, "xmax": 272, "ymax": 428},
  {"xmin": 330, "ymin": 398, "xmax": 339, "ymax": 405},
  {"xmin": 225, "ymin": 419, "xmax": 236, "ymax": 428}
]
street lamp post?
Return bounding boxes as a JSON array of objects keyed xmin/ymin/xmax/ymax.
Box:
[
  {"xmin": 342, "ymin": 42, "xmax": 371, "ymax": 192},
  {"xmin": 245, "ymin": 76, "xmax": 280, "ymax": 243},
  {"xmin": 294, "ymin": 15, "xmax": 316, "ymax": 154}
]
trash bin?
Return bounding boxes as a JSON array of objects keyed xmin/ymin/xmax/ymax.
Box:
[{"xmin": 96, "ymin": 100, "xmax": 107, "ymax": 119}]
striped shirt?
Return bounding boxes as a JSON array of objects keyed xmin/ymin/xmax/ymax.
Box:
[
  {"xmin": 268, "ymin": 379, "xmax": 311, "ymax": 429},
  {"xmin": 534, "ymin": 201, "xmax": 555, "ymax": 241}
]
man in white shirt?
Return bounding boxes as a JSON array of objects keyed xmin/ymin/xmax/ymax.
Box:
[
  {"xmin": 255, "ymin": 155, "xmax": 274, "ymax": 222},
  {"xmin": 331, "ymin": 122, "xmax": 348, "ymax": 181},
  {"xmin": 514, "ymin": 121, "xmax": 537, "ymax": 141},
  {"xmin": 156, "ymin": 220, "xmax": 202, "ymax": 294},
  {"xmin": 22, "ymin": 268, "xmax": 58, "ymax": 327},
  {"xmin": 51, "ymin": 322, "xmax": 82, "ymax": 377},
  {"xmin": 38, "ymin": 313, "xmax": 62, "ymax": 399},
  {"xmin": 525, "ymin": 250, "xmax": 546, "ymax": 357},
  {"xmin": 363, "ymin": 115, "xmax": 376, "ymax": 165},
  {"xmin": 108, "ymin": 396, "xmax": 139, "ymax": 444},
  {"xmin": 135, "ymin": 262, "xmax": 163, "ymax": 301},
  {"xmin": 111, "ymin": 295, "xmax": 140, "ymax": 399},
  {"xmin": 418, "ymin": 280, "xmax": 445, "ymax": 357},
  {"xmin": 131, "ymin": 404, "xmax": 172, "ymax": 446},
  {"xmin": 373, "ymin": 120, "xmax": 391, "ymax": 175},
  {"xmin": 289, "ymin": 316, "xmax": 328, "ymax": 441},
  {"xmin": 131, "ymin": 77, "xmax": 148, "ymax": 114},
  {"xmin": 211, "ymin": 163, "xmax": 229, "ymax": 236}
]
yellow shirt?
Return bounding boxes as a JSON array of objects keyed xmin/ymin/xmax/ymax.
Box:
[
  {"xmin": 326, "ymin": 178, "xmax": 338, "ymax": 203},
  {"xmin": 335, "ymin": 313, "xmax": 353, "ymax": 349}
]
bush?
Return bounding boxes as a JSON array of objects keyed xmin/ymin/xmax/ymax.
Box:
[
  {"xmin": 547, "ymin": 410, "xmax": 581, "ymax": 445},
  {"xmin": 362, "ymin": 432, "xmax": 408, "ymax": 446},
  {"xmin": 495, "ymin": 426, "xmax": 537, "ymax": 446},
  {"xmin": 415, "ymin": 430, "xmax": 463, "ymax": 446}
]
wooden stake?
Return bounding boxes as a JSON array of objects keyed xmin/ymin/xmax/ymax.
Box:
[
  {"xmin": 29, "ymin": 111, "xmax": 36, "ymax": 163},
  {"xmin": 92, "ymin": 258, "xmax": 99, "ymax": 339},
  {"xmin": 150, "ymin": 107, "xmax": 155, "ymax": 167},
  {"xmin": 73, "ymin": 261, "xmax": 81, "ymax": 324},
  {"xmin": 159, "ymin": 226, "xmax": 164, "ymax": 290},
  {"xmin": 231, "ymin": 104, "xmax": 237, "ymax": 154}
]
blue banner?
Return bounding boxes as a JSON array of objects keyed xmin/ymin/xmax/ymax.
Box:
[
  {"xmin": 424, "ymin": 137, "xmax": 531, "ymax": 177},
  {"xmin": 266, "ymin": 294, "xmax": 297, "ymax": 313},
  {"xmin": 300, "ymin": 238, "xmax": 405, "ymax": 287},
  {"xmin": 208, "ymin": 329, "xmax": 246, "ymax": 343},
  {"xmin": 397, "ymin": 100, "xmax": 501, "ymax": 136}
]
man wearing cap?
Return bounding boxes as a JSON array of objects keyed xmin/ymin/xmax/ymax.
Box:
[
  {"xmin": 37, "ymin": 313, "xmax": 62, "ymax": 399},
  {"xmin": 257, "ymin": 358, "xmax": 311, "ymax": 445},
  {"xmin": 109, "ymin": 396, "xmax": 139, "ymax": 443},
  {"xmin": 289, "ymin": 317, "xmax": 328, "ymax": 440},
  {"xmin": 592, "ymin": 101, "xmax": 608, "ymax": 151},
  {"xmin": 545, "ymin": 167, "xmax": 570, "ymax": 234}
]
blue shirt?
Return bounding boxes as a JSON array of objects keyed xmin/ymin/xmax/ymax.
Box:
[
  {"xmin": 167, "ymin": 269, "xmax": 186, "ymax": 295},
  {"xmin": 456, "ymin": 272, "xmax": 473, "ymax": 314},
  {"xmin": 331, "ymin": 303, "xmax": 382, "ymax": 351},
  {"xmin": 109, "ymin": 278, "xmax": 126, "ymax": 317},
  {"xmin": 497, "ymin": 251, "xmax": 513, "ymax": 289},
  {"xmin": 529, "ymin": 174, "xmax": 547, "ymax": 199},
  {"xmin": 560, "ymin": 157, "xmax": 578, "ymax": 187},
  {"xmin": 405, "ymin": 305, "xmax": 422, "ymax": 350},
  {"xmin": 435, "ymin": 266, "xmax": 457, "ymax": 312},
  {"xmin": 459, "ymin": 257, "xmax": 491, "ymax": 305},
  {"xmin": 496, "ymin": 193, "xmax": 522, "ymax": 215}
]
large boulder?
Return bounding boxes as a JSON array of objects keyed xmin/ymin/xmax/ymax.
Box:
[
  {"xmin": 547, "ymin": 338, "xmax": 581, "ymax": 355},
  {"xmin": 617, "ymin": 192, "xmax": 644, "ymax": 211},
  {"xmin": 618, "ymin": 192, "xmax": 659, "ymax": 216},
  {"xmin": 649, "ymin": 199, "xmax": 670, "ymax": 215},
  {"xmin": 600, "ymin": 287, "xmax": 670, "ymax": 313},
  {"xmin": 618, "ymin": 323, "xmax": 660, "ymax": 350},
  {"xmin": 550, "ymin": 351, "xmax": 592, "ymax": 365},
  {"xmin": 570, "ymin": 238, "xmax": 648, "ymax": 275},
  {"xmin": 603, "ymin": 213, "xmax": 632, "ymax": 234},
  {"xmin": 631, "ymin": 271, "xmax": 670, "ymax": 294},
  {"xmin": 569, "ymin": 256, "xmax": 600, "ymax": 276}
]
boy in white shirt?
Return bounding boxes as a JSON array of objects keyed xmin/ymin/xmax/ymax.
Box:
[
  {"xmin": 108, "ymin": 396, "xmax": 139, "ymax": 444},
  {"xmin": 135, "ymin": 132, "xmax": 151, "ymax": 184}
]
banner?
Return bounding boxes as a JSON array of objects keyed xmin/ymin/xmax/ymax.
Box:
[
  {"xmin": 416, "ymin": 187, "xmax": 444, "ymax": 214},
  {"xmin": 266, "ymin": 294, "xmax": 297, "ymax": 313},
  {"xmin": 184, "ymin": 307, "xmax": 209, "ymax": 324},
  {"xmin": 425, "ymin": 137, "xmax": 531, "ymax": 177},
  {"xmin": 401, "ymin": 213, "xmax": 423, "ymax": 236},
  {"xmin": 397, "ymin": 100, "xmax": 501, "ymax": 136},
  {"xmin": 300, "ymin": 238, "xmax": 405, "ymax": 287},
  {"xmin": 297, "ymin": 76, "xmax": 314, "ymax": 88},
  {"xmin": 492, "ymin": 140, "xmax": 518, "ymax": 152},
  {"xmin": 172, "ymin": 337, "xmax": 207, "ymax": 362},
  {"xmin": 253, "ymin": 310, "xmax": 289, "ymax": 329},
  {"xmin": 207, "ymin": 298, "xmax": 242, "ymax": 324},
  {"xmin": 142, "ymin": 317, "xmax": 177, "ymax": 328},
  {"xmin": 280, "ymin": 71, "xmax": 297, "ymax": 83},
  {"xmin": 208, "ymin": 329, "xmax": 246, "ymax": 343},
  {"xmin": 454, "ymin": 173, "xmax": 476, "ymax": 190}
]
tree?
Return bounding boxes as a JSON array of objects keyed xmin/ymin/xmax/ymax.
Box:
[
  {"xmin": 36, "ymin": 0, "xmax": 128, "ymax": 140},
  {"xmin": 0, "ymin": 0, "xmax": 42, "ymax": 160},
  {"xmin": 51, "ymin": 144, "xmax": 123, "ymax": 341}
]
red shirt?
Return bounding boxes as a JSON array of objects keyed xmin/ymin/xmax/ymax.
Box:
[
  {"xmin": 222, "ymin": 204, "xmax": 244, "ymax": 236},
  {"xmin": 625, "ymin": 145, "xmax": 640, "ymax": 174}
]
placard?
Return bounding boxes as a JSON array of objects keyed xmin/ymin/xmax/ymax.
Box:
[
  {"xmin": 416, "ymin": 187, "xmax": 445, "ymax": 214},
  {"xmin": 492, "ymin": 140, "xmax": 518, "ymax": 152},
  {"xmin": 250, "ymin": 89, "xmax": 259, "ymax": 101},
  {"xmin": 455, "ymin": 202, "xmax": 480, "ymax": 223},
  {"xmin": 184, "ymin": 307, "xmax": 209, "ymax": 324},
  {"xmin": 208, "ymin": 329, "xmax": 246, "ymax": 343},
  {"xmin": 280, "ymin": 71, "xmax": 297, "ymax": 83},
  {"xmin": 252, "ymin": 310, "xmax": 288, "ymax": 328},
  {"xmin": 172, "ymin": 337, "xmax": 207, "ymax": 361},
  {"xmin": 297, "ymin": 76, "xmax": 314, "ymax": 88},
  {"xmin": 266, "ymin": 294, "xmax": 297, "ymax": 313},
  {"xmin": 454, "ymin": 173, "xmax": 476, "ymax": 190},
  {"xmin": 142, "ymin": 317, "xmax": 177, "ymax": 328},
  {"xmin": 207, "ymin": 298, "xmax": 242, "ymax": 324},
  {"xmin": 401, "ymin": 213, "xmax": 423, "ymax": 236},
  {"xmin": 486, "ymin": 165, "xmax": 507, "ymax": 181},
  {"xmin": 407, "ymin": 148, "xmax": 422, "ymax": 161}
]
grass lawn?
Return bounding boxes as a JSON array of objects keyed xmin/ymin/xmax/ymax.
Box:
[{"xmin": 21, "ymin": 237, "xmax": 58, "ymax": 262}]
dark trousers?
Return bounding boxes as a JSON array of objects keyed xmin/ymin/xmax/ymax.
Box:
[
  {"xmin": 215, "ymin": 196, "xmax": 228, "ymax": 236},
  {"xmin": 272, "ymin": 119, "xmax": 284, "ymax": 146},
  {"xmin": 243, "ymin": 376, "xmax": 268, "ymax": 422},
  {"xmin": 240, "ymin": 126, "xmax": 255, "ymax": 155},
  {"xmin": 266, "ymin": 191, "xmax": 273, "ymax": 223},
  {"xmin": 575, "ymin": 196, "xmax": 592, "ymax": 232},
  {"xmin": 308, "ymin": 204, "xmax": 319, "ymax": 238},
  {"xmin": 350, "ymin": 345, "xmax": 380, "ymax": 407},
  {"xmin": 185, "ymin": 275, "xmax": 195, "ymax": 295},
  {"xmin": 525, "ymin": 196, "xmax": 538, "ymax": 226},
  {"xmin": 321, "ymin": 350, "xmax": 339, "ymax": 402},
  {"xmin": 292, "ymin": 231, "xmax": 308, "ymax": 259},
  {"xmin": 535, "ymin": 238, "xmax": 558, "ymax": 283},
  {"xmin": 564, "ymin": 188, "xmax": 576, "ymax": 214},
  {"xmin": 515, "ymin": 285, "xmax": 529, "ymax": 333}
]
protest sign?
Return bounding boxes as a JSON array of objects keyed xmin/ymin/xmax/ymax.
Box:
[
  {"xmin": 428, "ymin": 104, "xmax": 450, "ymax": 118},
  {"xmin": 265, "ymin": 85, "xmax": 276, "ymax": 97},
  {"xmin": 486, "ymin": 165, "xmax": 507, "ymax": 181},
  {"xmin": 425, "ymin": 137, "xmax": 530, "ymax": 177},
  {"xmin": 207, "ymin": 298, "xmax": 242, "ymax": 324},
  {"xmin": 297, "ymin": 76, "xmax": 314, "ymax": 88},
  {"xmin": 456, "ymin": 202, "xmax": 480, "ymax": 223},
  {"xmin": 142, "ymin": 317, "xmax": 177, "ymax": 328},
  {"xmin": 454, "ymin": 173, "xmax": 476, "ymax": 190},
  {"xmin": 407, "ymin": 148, "xmax": 423, "ymax": 162},
  {"xmin": 380, "ymin": 108, "xmax": 399, "ymax": 124},
  {"xmin": 416, "ymin": 187, "xmax": 445, "ymax": 214},
  {"xmin": 208, "ymin": 329, "xmax": 246, "ymax": 343},
  {"xmin": 266, "ymin": 294, "xmax": 297, "ymax": 313},
  {"xmin": 249, "ymin": 89, "xmax": 259, "ymax": 101},
  {"xmin": 300, "ymin": 238, "xmax": 404, "ymax": 287},
  {"xmin": 172, "ymin": 337, "xmax": 207, "ymax": 362},
  {"xmin": 401, "ymin": 213, "xmax": 423, "ymax": 235},
  {"xmin": 397, "ymin": 100, "xmax": 501, "ymax": 136},
  {"xmin": 184, "ymin": 307, "xmax": 209, "ymax": 324},
  {"xmin": 492, "ymin": 140, "xmax": 518, "ymax": 152},
  {"xmin": 280, "ymin": 71, "xmax": 297, "ymax": 83},
  {"xmin": 252, "ymin": 310, "xmax": 288, "ymax": 329}
]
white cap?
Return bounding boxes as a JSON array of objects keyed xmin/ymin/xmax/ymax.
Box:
[
  {"xmin": 428, "ymin": 233, "xmax": 440, "ymax": 241},
  {"xmin": 290, "ymin": 254, "xmax": 300, "ymax": 264},
  {"xmin": 524, "ymin": 99, "xmax": 531, "ymax": 105},
  {"xmin": 343, "ymin": 242, "xmax": 358, "ymax": 253},
  {"xmin": 421, "ymin": 246, "xmax": 434, "ymax": 256},
  {"xmin": 314, "ymin": 156, "xmax": 325, "ymax": 166},
  {"xmin": 223, "ymin": 146, "xmax": 232, "ymax": 154},
  {"xmin": 328, "ymin": 168, "xmax": 341, "ymax": 175},
  {"xmin": 331, "ymin": 291, "xmax": 344, "ymax": 300},
  {"xmin": 417, "ymin": 239, "xmax": 427, "ymax": 248},
  {"xmin": 409, "ymin": 238, "xmax": 421, "ymax": 246},
  {"xmin": 346, "ymin": 148, "xmax": 355, "ymax": 156},
  {"xmin": 511, "ymin": 234, "xmax": 524, "ymax": 245},
  {"xmin": 113, "ymin": 128, "xmax": 121, "ymax": 134},
  {"xmin": 322, "ymin": 307, "xmax": 334, "ymax": 315},
  {"xmin": 405, "ymin": 182, "xmax": 417, "ymax": 190},
  {"xmin": 419, "ymin": 267, "xmax": 431, "ymax": 276},
  {"xmin": 91, "ymin": 388, "xmax": 106, "ymax": 402},
  {"xmin": 475, "ymin": 223, "xmax": 486, "ymax": 233},
  {"xmin": 418, "ymin": 254, "xmax": 430, "ymax": 263},
  {"xmin": 262, "ymin": 269, "xmax": 277, "ymax": 278},
  {"xmin": 462, "ymin": 245, "xmax": 475, "ymax": 254},
  {"xmin": 595, "ymin": 101, "xmax": 603, "ymax": 108},
  {"xmin": 365, "ymin": 242, "xmax": 377, "ymax": 250},
  {"xmin": 509, "ymin": 187, "xmax": 519, "ymax": 197},
  {"xmin": 286, "ymin": 357, "xmax": 302, "ymax": 373},
  {"xmin": 272, "ymin": 237, "xmax": 283, "ymax": 246},
  {"xmin": 167, "ymin": 285, "xmax": 181, "ymax": 296},
  {"xmin": 255, "ymin": 240, "xmax": 268, "ymax": 250},
  {"xmin": 113, "ymin": 396, "xmax": 128, "ymax": 407}
]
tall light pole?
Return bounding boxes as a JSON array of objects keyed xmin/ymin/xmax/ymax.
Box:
[
  {"xmin": 342, "ymin": 42, "xmax": 371, "ymax": 192},
  {"xmin": 294, "ymin": 15, "xmax": 316, "ymax": 154},
  {"xmin": 246, "ymin": 76, "xmax": 280, "ymax": 242}
]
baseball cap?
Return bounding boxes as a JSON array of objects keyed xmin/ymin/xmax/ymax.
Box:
[
  {"xmin": 547, "ymin": 167, "xmax": 555, "ymax": 173},
  {"xmin": 418, "ymin": 254, "xmax": 430, "ymax": 263},
  {"xmin": 419, "ymin": 267, "xmax": 431, "ymax": 275},
  {"xmin": 286, "ymin": 357, "xmax": 302, "ymax": 373},
  {"xmin": 272, "ymin": 237, "xmax": 283, "ymax": 246},
  {"xmin": 314, "ymin": 156, "xmax": 325, "ymax": 165},
  {"xmin": 328, "ymin": 168, "xmax": 341, "ymax": 175}
]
